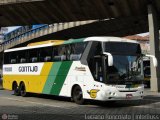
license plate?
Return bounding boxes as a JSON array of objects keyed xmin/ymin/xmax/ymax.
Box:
[{"xmin": 126, "ymin": 94, "xmax": 133, "ymax": 99}]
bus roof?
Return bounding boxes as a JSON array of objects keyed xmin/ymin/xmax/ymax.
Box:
[
  {"xmin": 84, "ymin": 37, "xmax": 139, "ymax": 43},
  {"xmin": 4, "ymin": 37, "xmax": 139, "ymax": 53},
  {"xmin": 4, "ymin": 38, "xmax": 85, "ymax": 52}
]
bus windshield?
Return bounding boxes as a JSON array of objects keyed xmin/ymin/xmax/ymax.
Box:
[
  {"xmin": 104, "ymin": 42, "xmax": 143, "ymax": 84},
  {"xmin": 106, "ymin": 55, "xmax": 143, "ymax": 84}
]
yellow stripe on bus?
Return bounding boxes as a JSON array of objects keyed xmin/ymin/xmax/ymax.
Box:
[
  {"xmin": 3, "ymin": 62, "xmax": 53, "ymax": 93},
  {"xmin": 27, "ymin": 40, "xmax": 65, "ymax": 46}
]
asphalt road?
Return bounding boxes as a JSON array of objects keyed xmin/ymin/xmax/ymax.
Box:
[{"xmin": 0, "ymin": 89, "xmax": 160, "ymax": 120}]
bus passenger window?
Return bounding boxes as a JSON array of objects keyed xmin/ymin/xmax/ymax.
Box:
[
  {"xmin": 4, "ymin": 52, "xmax": 10, "ymax": 64},
  {"xmin": 11, "ymin": 59, "xmax": 16, "ymax": 64},
  {"xmin": 70, "ymin": 54, "xmax": 81, "ymax": 61},
  {"xmin": 66, "ymin": 45, "xmax": 71, "ymax": 61},
  {"xmin": 39, "ymin": 47, "xmax": 52, "ymax": 62},
  {"xmin": 30, "ymin": 57, "xmax": 37, "ymax": 62},
  {"xmin": 53, "ymin": 47, "xmax": 60, "ymax": 61},
  {"xmin": 70, "ymin": 43, "xmax": 86, "ymax": 61},
  {"xmin": 44, "ymin": 56, "xmax": 51, "ymax": 62},
  {"xmin": 29, "ymin": 49, "xmax": 39, "ymax": 63},
  {"xmin": 17, "ymin": 50, "xmax": 27, "ymax": 63},
  {"xmin": 53, "ymin": 46, "xmax": 66, "ymax": 61},
  {"xmin": 59, "ymin": 46, "xmax": 66, "ymax": 61},
  {"xmin": 20, "ymin": 58, "xmax": 26, "ymax": 63},
  {"xmin": 10, "ymin": 52, "xmax": 18, "ymax": 64}
]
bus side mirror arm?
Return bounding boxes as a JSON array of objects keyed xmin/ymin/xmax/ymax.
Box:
[
  {"xmin": 145, "ymin": 54, "xmax": 158, "ymax": 67},
  {"xmin": 103, "ymin": 52, "xmax": 113, "ymax": 66}
]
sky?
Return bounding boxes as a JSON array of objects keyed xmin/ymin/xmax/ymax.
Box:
[{"xmin": 7, "ymin": 26, "xmax": 21, "ymax": 33}]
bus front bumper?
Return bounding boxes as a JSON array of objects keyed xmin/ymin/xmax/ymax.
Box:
[{"xmin": 97, "ymin": 89, "xmax": 144, "ymax": 101}]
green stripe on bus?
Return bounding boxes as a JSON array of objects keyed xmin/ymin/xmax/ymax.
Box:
[
  {"xmin": 50, "ymin": 61, "xmax": 72, "ymax": 95},
  {"xmin": 63, "ymin": 38, "xmax": 84, "ymax": 44},
  {"xmin": 42, "ymin": 62, "xmax": 62, "ymax": 94}
]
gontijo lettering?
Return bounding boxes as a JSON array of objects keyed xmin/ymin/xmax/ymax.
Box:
[{"xmin": 19, "ymin": 66, "xmax": 38, "ymax": 72}]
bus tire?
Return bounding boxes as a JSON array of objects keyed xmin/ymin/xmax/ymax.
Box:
[
  {"xmin": 13, "ymin": 82, "xmax": 20, "ymax": 96},
  {"xmin": 20, "ymin": 82, "xmax": 28, "ymax": 97},
  {"xmin": 72, "ymin": 85, "xmax": 84, "ymax": 105}
]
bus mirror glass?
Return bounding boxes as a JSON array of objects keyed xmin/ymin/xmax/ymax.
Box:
[
  {"xmin": 108, "ymin": 55, "xmax": 113, "ymax": 66},
  {"xmin": 145, "ymin": 54, "xmax": 157, "ymax": 67},
  {"xmin": 103, "ymin": 52, "xmax": 113, "ymax": 66}
]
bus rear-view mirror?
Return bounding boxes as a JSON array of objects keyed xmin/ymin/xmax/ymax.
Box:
[
  {"xmin": 103, "ymin": 52, "xmax": 113, "ymax": 66},
  {"xmin": 145, "ymin": 54, "xmax": 157, "ymax": 67}
]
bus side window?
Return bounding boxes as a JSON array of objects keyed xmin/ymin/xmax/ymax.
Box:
[
  {"xmin": 10, "ymin": 51, "xmax": 18, "ymax": 64},
  {"xmin": 88, "ymin": 42, "xmax": 103, "ymax": 82},
  {"xmin": 29, "ymin": 49, "xmax": 39, "ymax": 63},
  {"xmin": 66, "ymin": 45, "xmax": 71, "ymax": 61},
  {"xmin": 70, "ymin": 43, "xmax": 86, "ymax": 61},
  {"xmin": 53, "ymin": 47, "xmax": 60, "ymax": 61},
  {"xmin": 39, "ymin": 47, "xmax": 52, "ymax": 62},
  {"xmin": 17, "ymin": 50, "xmax": 27, "ymax": 63},
  {"xmin": 4, "ymin": 52, "xmax": 10, "ymax": 64},
  {"xmin": 53, "ymin": 46, "xmax": 66, "ymax": 61},
  {"xmin": 59, "ymin": 46, "xmax": 66, "ymax": 61}
]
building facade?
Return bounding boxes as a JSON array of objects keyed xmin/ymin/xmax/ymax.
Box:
[{"xmin": 124, "ymin": 35, "xmax": 150, "ymax": 54}]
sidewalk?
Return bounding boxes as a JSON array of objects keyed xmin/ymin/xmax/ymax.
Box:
[{"xmin": 144, "ymin": 88, "xmax": 160, "ymax": 96}]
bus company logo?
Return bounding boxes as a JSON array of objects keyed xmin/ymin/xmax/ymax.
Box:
[
  {"xmin": 2, "ymin": 114, "xmax": 8, "ymax": 120},
  {"xmin": 19, "ymin": 66, "xmax": 38, "ymax": 72},
  {"xmin": 75, "ymin": 67, "xmax": 86, "ymax": 71},
  {"xmin": 87, "ymin": 89, "xmax": 99, "ymax": 98}
]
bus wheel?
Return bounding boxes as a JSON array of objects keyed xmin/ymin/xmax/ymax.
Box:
[
  {"xmin": 13, "ymin": 82, "xmax": 20, "ymax": 96},
  {"xmin": 20, "ymin": 83, "xmax": 28, "ymax": 97},
  {"xmin": 72, "ymin": 86, "xmax": 84, "ymax": 105}
]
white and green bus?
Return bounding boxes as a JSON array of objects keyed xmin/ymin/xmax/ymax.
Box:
[{"xmin": 3, "ymin": 37, "xmax": 157, "ymax": 104}]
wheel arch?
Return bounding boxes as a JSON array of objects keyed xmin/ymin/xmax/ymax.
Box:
[
  {"xmin": 19, "ymin": 81, "xmax": 28, "ymax": 92},
  {"xmin": 12, "ymin": 81, "xmax": 18, "ymax": 90},
  {"xmin": 71, "ymin": 84, "xmax": 82, "ymax": 97},
  {"xmin": 19, "ymin": 81, "xmax": 24, "ymax": 86}
]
